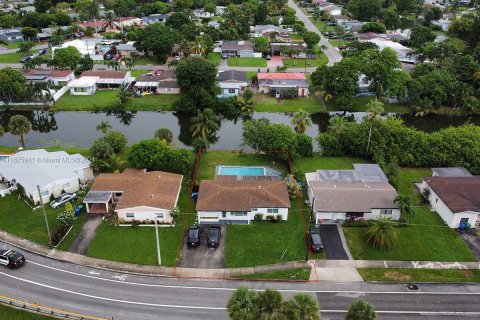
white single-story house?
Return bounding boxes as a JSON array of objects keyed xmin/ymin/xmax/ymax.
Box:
[
  {"xmin": 306, "ymin": 164, "xmax": 400, "ymax": 224},
  {"xmin": 196, "ymin": 176, "xmax": 291, "ymax": 224},
  {"xmin": 0, "ymin": 149, "xmax": 92, "ymax": 204},
  {"xmin": 81, "ymin": 70, "xmax": 132, "ymax": 88},
  {"xmin": 67, "ymin": 77, "xmax": 98, "ymax": 95},
  {"xmin": 208, "ymin": 21, "xmax": 220, "ymax": 29},
  {"xmin": 0, "ymin": 29, "xmax": 23, "ymax": 42},
  {"xmin": 83, "ymin": 168, "xmax": 183, "ymax": 223},
  {"xmin": 221, "ymin": 40, "xmax": 255, "ymax": 58},
  {"xmin": 143, "ymin": 13, "xmax": 171, "ymax": 24},
  {"xmin": 258, "ymin": 72, "xmax": 309, "ymax": 97},
  {"xmin": 192, "ymin": 8, "xmax": 214, "ymax": 19},
  {"xmin": 419, "ymin": 167, "xmax": 480, "ymax": 228},
  {"xmin": 134, "ymin": 69, "xmax": 179, "ymax": 94},
  {"xmin": 218, "ymin": 70, "xmax": 248, "ymax": 97},
  {"xmin": 25, "ymin": 69, "xmax": 75, "ymax": 86}
]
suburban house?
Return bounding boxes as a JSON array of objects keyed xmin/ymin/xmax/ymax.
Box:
[
  {"xmin": 196, "ymin": 176, "xmax": 290, "ymax": 224},
  {"xmin": 208, "ymin": 21, "xmax": 220, "ymax": 29},
  {"xmin": 116, "ymin": 42, "xmax": 142, "ymax": 58},
  {"xmin": 0, "ymin": 149, "xmax": 92, "ymax": 204},
  {"xmin": 306, "ymin": 164, "xmax": 400, "ymax": 224},
  {"xmin": 143, "ymin": 13, "xmax": 171, "ymax": 24},
  {"xmin": 25, "ymin": 69, "xmax": 75, "ymax": 86},
  {"xmin": 134, "ymin": 69, "xmax": 179, "ymax": 94},
  {"xmin": 221, "ymin": 40, "xmax": 255, "ymax": 58},
  {"xmin": 216, "ymin": 6, "xmax": 226, "ymax": 15},
  {"xmin": 75, "ymin": 20, "xmax": 107, "ymax": 33},
  {"xmin": 257, "ymin": 72, "xmax": 309, "ymax": 97},
  {"xmin": 0, "ymin": 28, "xmax": 23, "ymax": 42},
  {"xmin": 192, "ymin": 8, "xmax": 214, "ymax": 19},
  {"xmin": 113, "ymin": 17, "xmax": 143, "ymax": 30},
  {"xmin": 80, "ymin": 70, "xmax": 132, "ymax": 88},
  {"xmin": 218, "ymin": 70, "xmax": 249, "ymax": 97},
  {"xmin": 270, "ymin": 43, "xmax": 306, "ymax": 57},
  {"xmin": 419, "ymin": 167, "xmax": 480, "ymax": 228},
  {"xmin": 83, "ymin": 169, "xmax": 183, "ymax": 223},
  {"xmin": 253, "ymin": 24, "xmax": 290, "ymax": 37},
  {"xmin": 67, "ymin": 77, "xmax": 98, "ymax": 95}
]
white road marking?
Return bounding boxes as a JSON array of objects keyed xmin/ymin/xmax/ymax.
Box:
[
  {"xmin": 24, "ymin": 260, "xmax": 480, "ymax": 295},
  {"xmin": 112, "ymin": 275, "xmax": 127, "ymax": 281},
  {"xmin": 0, "ymin": 271, "xmax": 227, "ymax": 311},
  {"xmin": 323, "ymin": 310, "xmax": 480, "ymax": 315},
  {"xmin": 88, "ymin": 271, "xmax": 101, "ymax": 275}
]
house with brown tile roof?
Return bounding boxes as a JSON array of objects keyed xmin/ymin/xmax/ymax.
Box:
[
  {"xmin": 306, "ymin": 164, "xmax": 400, "ymax": 224},
  {"xmin": 83, "ymin": 168, "xmax": 183, "ymax": 223},
  {"xmin": 196, "ymin": 176, "xmax": 290, "ymax": 224},
  {"xmin": 134, "ymin": 69, "xmax": 179, "ymax": 94},
  {"xmin": 419, "ymin": 168, "xmax": 480, "ymax": 228}
]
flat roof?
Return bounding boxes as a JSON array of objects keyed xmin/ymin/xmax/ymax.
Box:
[
  {"xmin": 84, "ymin": 191, "xmax": 112, "ymax": 203},
  {"xmin": 68, "ymin": 77, "xmax": 99, "ymax": 87}
]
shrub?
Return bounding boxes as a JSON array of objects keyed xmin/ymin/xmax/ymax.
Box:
[
  {"xmin": 131, "ymin": 219, "xmax": 140, "ymax": 228},
  {"xmin": 170, "ymin": 206, "xmax": 180, "ymax": 224},
  {"xmin": 296, "ymin": 133, "xmax": 313, "ymax": 157},
  {"xmin": 56, "ymin": 206, "xmax": 75, "ymax": 227},
  {"xmin": 266, "ymin": 215, "xmax": 275, "ymax": 222},
  {"xmin": 103, "ymin": 130, "xmax": 128, "ymax": 153},
  {"xmin": 155, "ymin": 128, "xmax": 173, "ymax": 144},
  {"xmin": 51, "ymin": 225, "xmax": 69, "ymax": 246},
  {"xmin": 90, "ymin": 137, "xmax": 114, "ymax": 160},
  {"xmin": 254, "ymin": 213, "xmax": 263, "ymax": 221},
  {"xmin": 276, "ymin": 214, "xmax": 283, "ymax": 222},
  {"xmin": 279, "ymin": 88, "xmax": 297, "ymax": 99}
]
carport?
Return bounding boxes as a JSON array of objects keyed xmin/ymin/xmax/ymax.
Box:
[{"xmin": 83, "ymin": 191, "xmax": 112, "ymax": 214}]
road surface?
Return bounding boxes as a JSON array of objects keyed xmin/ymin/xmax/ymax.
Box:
[
  {"xmin": 288, "ymin": 0, "xmax": 342, "ymax": 66},
  {"xmin": 1, "ymin": 243, "xmax": 480, "ymax": 320}
]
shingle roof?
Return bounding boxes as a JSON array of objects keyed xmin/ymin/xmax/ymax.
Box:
[
  {"xmin": 258, "ymin": 72, "xmax": 306, "ymax": 80},
  {"xmin": 81, "ymin": 70, "xmax": 127, "ymax": 79},
  {"xmin": 424, "ymin": 176, "xmax": 480, "ymax": 213},
  {"xmin": 25, "ymin": 69, "xmax": 74, "ymax": 78},
  {"xmin": 432, "ymin": 167, "xmax": 472, "ymax": 178},
  {"xmin": 218, "ymin": 70, "xmax": 247, "ymax": 83},
  {"xmin": 196, "ymin": 177, "xmax": 290, "ymax": 211},
  {"xmin": 90, "ymin": 168, "xmax": 183, "ymax": 210},
  {"xmin": 221, "ymin": 40, "xmax": 254, "ymax": 51}
]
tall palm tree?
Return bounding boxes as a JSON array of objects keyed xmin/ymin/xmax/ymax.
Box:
[
  {"xmin": 366, "ymin": 216, "xmax": 398, "ymax": 250},
  {"xmin": 328, "ymin": 114, "xmax": 348, "ymax": 135},
  {"xmin": 394, "ymin": 194, "xmax": 415, "ymax": 220},
  {"xmin": 282, "ymin": 293, "xmax": 320, "ymax": 320},
  {"xmin": 256, "ymin": 289, "xmax": 283, "ymax": 319},
  {"xmin": 227, "ymin": 287, "xmax": 259, "ymax": 320},
  {"xmin": 96, "ymin": 120, "xmax": 112, "ymax": 134},
  {"xmin": 102, "ymin": 154, "xmax": 127, "ymax": 173},
  {"xmin": 8, "ymin": 115, "xmax": 31, "ymax": 148},
  {"xmin": 189, "ymin": 36, "xmax": 206, "ymax": 56},
  {"xmin": 291, "ymin": 109, "xmax": 312, "ymax": 134},
  {"xmin": 122, "ymin": 57, "xmax": 135, "ymax": 71},
  {"xmin": 155, "ymin": 128, "xmax": 173, "ymax": 144},
  {"xmin": 0, "ymin": 124, "xmax": 4, "ymax": 138},
  {"xmin": 346, "ymin": 300, "xmax": 376, "ymax": 320},
  {"xmin": 364, "ymin": 99, "xmax": 384, "ymax": 159},
  {"xmin": 190, "ymin": 108, "xmax": 221, "ymax": 140}
]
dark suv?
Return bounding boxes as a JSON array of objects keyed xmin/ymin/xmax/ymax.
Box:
[
  {"xmin": 207, "ymin": 226, "xmax": 221, "ymax": 248},
  {"xmin": 306, "ymin": 231, "xmax": 324, "ymax": 252},
  {"xmin": 187, "ymin": 225, "xmax": 201, "ymax": 247},
  {"xmin": 0, "ymin": 249, "xmax": 26, "ymax": 269}
]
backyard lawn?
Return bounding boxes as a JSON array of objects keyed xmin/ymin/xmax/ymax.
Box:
[
  {"xmin": 293, "ymin": 156, "xmax": 368, "ymax": 174},
  {"xmin": 359, "ymin": 268, "xmax": 480, "ymax": 283},
  {"xmin": 253, "ymin": 95, "xmax": 324, "ymax": 113},
  {"xmin": 227, "ymin": 57, "xmax": 267, "ymax": 67},
  {"xmin": 232, "ymin": 268, "xmax": 311, "ymax": 281},
  {"xmin": 207, "ymin": 53, "xmax": 221, "ymax": 66},
  {"xmin": 133, "ymin": 56, "xmax": 162, "ymax": 65}
]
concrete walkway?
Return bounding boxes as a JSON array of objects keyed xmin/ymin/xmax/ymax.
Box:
[{"xmin": 68, "ymin": 215, "xmax": 103, "ymax": 255}]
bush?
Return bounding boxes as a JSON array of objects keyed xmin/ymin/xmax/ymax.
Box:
[
  {"xmin": 103, "ymin": 130, "xmax": 128, "ymax": 153},
  {"xmin": 254, "ymin": 213, "xmax": 263, "ymax": 221},
  {"xmin": 56, "ymin": 205, "xmax": 75, "ymax": 227},
  {"xmin": 266, "ymin": 215, "xmax": 275, "ymax": 222},
  {"xmin": 90, "ymin": 137, "xmax": 114, "ymax": 160},
  {"xmin": 131, "ymin": 219, "xmax": 140, "ymax": 228},
  {"xmin": 296, "ymin": 133, "xmax": 313, "ymax": 157},
  {"xmin": 317, "ymin": 133, "xmax": 343, "ymax": 156},
  {"xmin": 360, "ymin": 21, "xmax": 386, "ymax": 33},
  {"xmin": 279, "ymin": 88, "xmax": 297, "ymax": 99},
  {"xmin": 276, "ymin": 214, "xmax": 283, "ymax": 222},
  {"xmin": 155, "ymin": 128, "xmax": 173, "ymax": 144}
]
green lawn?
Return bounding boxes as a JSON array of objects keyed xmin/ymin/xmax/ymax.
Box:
[
  {"xmin": 313, "ymin": 20, "xmax": 336, "ymax": 33},
  {"xmin": 232, "ymin": 268, "xmax": 311, "ymax": 280},
  {"xmin": 128, "ymin": 69, "xmax": 149, "ymax": 78},
  {"xmin": 0, "ymin": 51, "xmax": 25, "ymax": 63},
  {"xmin": 133, "ymin": 56, "xmax": 162, "ymax": 65},
  {"xmin": 359, "ymin": 268, "xmax": 480, "ymax": 283},
  {"xmin": 329, "ymin": 40, "xmax": 344, "ymax": 47},
  {"xmin": 253, "ymin": 95, "xmax": 324, "ymax": 113},
  {"xmin": 207, "ymin": 53, "xmax": 221, "ymax": 66},
  {"xmin": 293, "ymin": 156, "xmax": 368, "ymax": 174},
  {"xmin": 54, "ymin": 90, "xmax": 178, "ymax": 111},
  {"xmin": 0, "ymin": 304, "xmax": 56, "ymax": 320},
  {"xmin": 283, "ymin": 53, "xmax": 328, "ymax": 68},
  {"xmin": 0, "ymin": 41, "xmax": 37, "ymax": 49},
  {"xmin": 227, "ymin": 57, "xmax": 267, "ymax": 67},
  {"xmin": 325, "ymin": 96, "xmax": 411, "ymax": 113}
]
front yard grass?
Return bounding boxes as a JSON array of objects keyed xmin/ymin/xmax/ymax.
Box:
[
  {"xmin": 359, "ymin": 268, "xmax": 480, "ymax": 283},
  {"xmin": 227, "ymin": 57, "xmax": 267, "ymax": 67},
  {"xmin": 253, "ymin": 95, "xmax": 324, "ymax": 113},
  {"xmin": 0, "ymin": 51, "xmax": 25, "ymax": 63},
  {"xmin": 207, "ymin": 53, "xmax": 221, "ymax": 66},
  {"xmin": 232, "ymin": 268, "xmax": 311, "ymax": 280},
  {"xmin": 283, "ymin": 53, "xmax": 328, "ymax": 68}
]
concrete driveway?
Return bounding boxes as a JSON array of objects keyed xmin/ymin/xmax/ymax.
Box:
[
  {"xmin": 68, "ymin": 214, "xmax": 103, "ymax": 255},
  {"xmin": 319, "ymin": 224, "xmax": 349, "ymax": 260},
  {"xmin": 177, "ymin": 225, "xmax": 226, "ymax": 269}
]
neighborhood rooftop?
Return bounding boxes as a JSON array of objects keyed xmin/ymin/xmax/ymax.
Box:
[
  {"xmin": 309, "ymin": 164, "xmax": 388, "ymax": 183},
  {"xmin": 217, "ymin": 70, "xmax": 247, "ymax": 83},
  {"xmin": 423, "ymin": 176, "xmax": 480, "ymax": 213},
  {"xmin": 257, "ymin": 72, "xmax": 306, "ymax": 80},
  {"xmin": 432, "ymin": 167, "xmax": 473, "ymax": 177}
]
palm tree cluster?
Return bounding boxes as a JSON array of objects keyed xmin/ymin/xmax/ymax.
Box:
[
  {"xmin": 190, "ymin": 108, "xmax": 221, "ymax": 141},
  {"xmin": 366, "ymin": 216, "xmax": 399, "ymax": 250},
  {"xmin": 346, "ymin": 299, "xmax": 377, "ymax": 320},
  {"xmin": 227, "ymin": 287, "xmax": 320, "ymax": 320}
]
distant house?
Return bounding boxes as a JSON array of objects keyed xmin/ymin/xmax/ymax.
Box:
[
  {"xmin": 143, "ymin": 13, "xmax": 171, "ymax": 24},
  {"xmin": 207, "ymin": 21, "xmax": 220, "ymax": 29},
  {"xmin": 216, "ymin": 6, "xmax": 226, "ymax": 15},
  {"xmin": 270, "ymin": 43, "xmax": 306, "ymax": 56},
  {"xmin": 221, "ymin": 40, "xmax": 255, "ymax": 57},
  {"xmin": 257, "ymin": 72, "xmax": 309, "ymax": 97},
  {"xmin": 196, "ymin": 176, "xmax": 290, "ymax": 224},
  {"xmin": 419, "ymin": 167, "xmax": 480, "ymax": 228},
  {"xmin": 0, "ymin": 149, "xmax": 92, "ymax": 204},
  {"xmin": 0, "ymin": 29, "xmax": 23, "ymax": 42},
  {"xmin": 25, "ymin": 69, "xmax": 75, "ymax": 86},
  {"xmin": 117, "ymin": 41, "xmax": 141, "ymax": 58},
  {"xmin": 134, "ymin": 69, "xmax": 179, "ymax": 94},
  {"xmin": 192, "ymin": 8, "xmax": 214, "ymax": 19},
  {"xmin": 75, "ymin": 20, "xmax": 107, "ymax": 33},
  {"xmin": 113, "ymin": 17, "xmax": 143, "ymax": 30},
  {"xmin": 306, "ymin": 164, "xmax": 400, "ymax": 224},
  {"xmin": 254, "ymin": 24, "xmax": 290, "ymax": 37},
  {"xmin": 80, "ymin": 70, "xmax": 132, "ymax": 88},
  {"xmin": 264, "ymin": 31, "xmax": 292, "ymax": 43},
  {"xmin": 218, "ymin": 70, "xmax": 248, "ymax": 97},
  {"xmin": 83, "ymin": 169, "xmax": 183, "ymax": 223}
]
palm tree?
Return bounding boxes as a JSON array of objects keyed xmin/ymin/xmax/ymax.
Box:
[
  {"xmin": 256, "ymin": 289, "xmax": 283, "ymax": 319},
  {"xmin": 155, "ymin": 128, "xmax": 173, "ymax": 144},
  {"xmin": 281, "ymin": 293, "xmax": 320, "ymax": 320},
  {"xmin": 415, "ymin": 98, "xmax": 433, "ymax": 117},
  {"xmin": 0, "ymin": 124, "xmax": 4, "ymax": 137},
  {"xmin": 291, "ymin": 109, "xmax": 312, "ymax": 134},
  {"xmin": 189, "ymin": 36, "xmax": 206, "ymax": 56},
  {"xmin": 394, "ymin": 194, "xmax": 415, "ymax": 221},
  {"xmin": 102, "ymin": 154, "xmax": 127, "ymax": 173},
  {"xmin": 8, "ymin": 115, "xmax": 31, "ymax": 148},
  {"xmin": 366, "ymin": 216, "xmax": 399, "ymax": 250},
  {"xmin": 103, "ymin": 11, "xmax": 116, "ymax": 31},
  {"xmin": 190, "ymin": 108, "xmax": 221, "ymax": 140},
  {"xmin": 96, "ymin": 121, "xmax": 112, "ymax": 134},
  {"xmin": 242, "ymin": 88, "xmax": 254, "ymax": 104},
  {"xmin": 328, "ymin": 115, "xmax": 348, "ymax": 135},
  {"xmin": 105, "ymin": 59, "xmax": 120, "ymax": 70},
  {"xmin": 122, "ymin": 57, "xmax": 135, "ymax": 71},
  {"xmin": 227, "ymin": 287, "xmax": 259, "ymax": 320},
  {"xmin": 364, "ymin": 99, "xmax": 384, "ymax": 159},
  {"xmin": 240, "ymin": 100, "xmax": 254, "ymax": 116},
  {"xmin": 346, "ymin": 300, "xmax": 376, "ymax": 320}
]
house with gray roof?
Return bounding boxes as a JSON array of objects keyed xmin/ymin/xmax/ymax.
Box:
[
  {"xmin": 253, "ymin": 24, "xmax": 290, "ymax": 37},
  {"xmin": 221, "ymin": 40, "xmax": 255, "ymax": 57},
  {"xmin": 143, "ymin": 13, "xmax": 171, "ymax": 24},
  {"xmin": 218, "ymin": 70, "xmax": 248, "ymax": 97},
  {"xmin": 306, "ymin": 164, "xmax": 400, "ymax": 224},
  {"xmin": 0, "ymin": 28, "xmax": 23, "ymax": 42}
]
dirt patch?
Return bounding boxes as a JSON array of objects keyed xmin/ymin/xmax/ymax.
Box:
[
  {"xmin": 384, "ymin": 271, "xmax": 412, "ymax": 281},
  {"xmin": 462, "ymin": 270, "xmax": 474, "ymax": 278}
]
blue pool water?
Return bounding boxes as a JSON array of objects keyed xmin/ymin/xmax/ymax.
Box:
[
  {"xmin": 0, "ymin": 156, "xmax": 7, "ymax": 161},
  {"xmin": 219, "ymin": 166, "xmax": 266, "ymax": 176}
]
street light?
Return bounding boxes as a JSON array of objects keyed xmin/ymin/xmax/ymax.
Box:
[
  {"xmin": 37, "ymin": 185, "xmax": 52, "ymax": 247},
  {"xmin": 154, "ymin": 218, "xmax": 161, "ymax": 265}
]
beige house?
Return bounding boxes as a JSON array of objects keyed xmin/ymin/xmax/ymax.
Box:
[
  {"xmin": 257, "ymin": 72, "xmax": 309, "ymax": 98},
  {"xmin": 134, "ymin": 70, "xmax": 179, "ymax": 94},
  {"xmin": 83, "ymin": 169, "xmax": 183, "ymax": 223}
]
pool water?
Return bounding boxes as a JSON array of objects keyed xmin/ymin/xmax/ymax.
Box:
[
  {"xmin": 0, "ymin": 156, "xmax": 7, "ymax": 161},
  {"xmin": 219, "ymin": 166, "xmax": 266, "ymax": 176}
]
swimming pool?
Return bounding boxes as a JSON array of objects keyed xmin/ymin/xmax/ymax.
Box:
[
  {"xmin": 218, "ymin": 166, "xmax": 266, "ymax": 176},
  {"xmin": 0, "ymin": 156, "xmax": 7, "ymax": 161}
]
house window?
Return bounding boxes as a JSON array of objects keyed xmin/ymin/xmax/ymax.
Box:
[
  {"xmin": 460, "ymin": 218, "xmax": 470, "ymax": 224},
  {"xmin": 251, "ymin": 208, "xmax": 257, "ymax": 212},
  {"xmin": 380, "ymin": 209, "xmax": 392, "ymax": 215},
  {"xmin": 166, "ymin": 88, "xmax": 172, "ymax": 92},
  {"xmin": 40, "ymin": 190, "xmax": 49, "ymax": 197},
  {"xmin": 155, "ymin": 213, "xmax": 164, "ymax": 219},
  {"xmin": 126, "ymin": 212, "xmax": 134, "ymax": 218},
  {"xmin": 267, "ymin": 208, "xmax": 279, "ymax": 214},
  {"xmin": 347, "ymin": 212, "xmax": 364, "ymax": 218},
  {"xmin": 436, "ymin": 198, "xmax": 438, "ymax": 203},
  {"xmin": 222, "ymin": 211, "xmax": 226, "ymax": 218},
  {"xmin": 62, "ymin": 182, "xmax": 70, "ymax": 190},
  {"xmin": 228, "ymin": 88, "xmax": 236, "ymax": 94},
  {"xmin": 231, "ymin": 211, "xmax": 247, "ymax": 216}
]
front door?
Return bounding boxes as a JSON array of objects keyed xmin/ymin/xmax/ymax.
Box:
[
  {"xmin": 275, "ymin": 90, "xmax": 280, "ymax": 98},
  {"xmin": 301, "ymin": 88, "xmax": 305, "ymax": 96}
]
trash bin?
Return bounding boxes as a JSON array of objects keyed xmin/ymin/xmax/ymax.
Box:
[{"xmin": 75, "ymin": 205, "xmax": 84, "ymax": 216}]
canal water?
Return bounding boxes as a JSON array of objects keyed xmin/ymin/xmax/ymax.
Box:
[{"xmin": 0, "ymin": 110, "xmax": 479, "ymax": 149}]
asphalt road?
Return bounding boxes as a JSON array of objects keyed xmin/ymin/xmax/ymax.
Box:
[
  {"xmin": 288, "ymin": 0, "xmax": 342, "ymax": 66},
  {"xmin": 1, "ymin": 243, "xmax": 480, "ymax": 320}
]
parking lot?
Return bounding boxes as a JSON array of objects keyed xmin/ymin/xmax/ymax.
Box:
[{"xmin": 177, "ymin": 225, "xmax": 226, "ymax": 269}]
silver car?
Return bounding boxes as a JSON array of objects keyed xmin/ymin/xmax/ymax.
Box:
[{"xmin": 50, "ymin": 193, "xmax": 76, "ymax": 209}]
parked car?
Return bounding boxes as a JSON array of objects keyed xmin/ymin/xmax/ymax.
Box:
[
  {"xmin": 0, "ymin": 249, "xmax": 25, "ymax": 269},
  {"xmin": 50, "ymin": 193, "xmax": 76, "ymax": 209},
  {"xmin": 221, "ymin": 53, "xmax": 229, "ymax": 59},
  {"xmin": 338, "ymin": 45, "xmax": 348, "ymax": 50},
  {"xmin": 38, "ymin": 49, "xmax": 47, "ymax": 55},
  {"xmin": 20, "ymin": 56, "xmax": 31, "ymax": 63},
  {"xmin": 306, "ymin": 230, "xmax": 324, "ymax": 252},
  {"xmin": 187, "ymin": 225, "xmax": 201, "ymax": 247},
  {"xmin": 207, "ymin": 226, "xmax": 221, "ymax": 248}
]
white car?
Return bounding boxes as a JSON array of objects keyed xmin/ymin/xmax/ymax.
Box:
[{"xmin": 50, "ymin": 193, "xmax": 76, "ymax": 209}]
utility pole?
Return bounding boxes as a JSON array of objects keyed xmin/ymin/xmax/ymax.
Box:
[
  {"xmin": 155, "ymin": 218, "xmax": 161, "ymax": 265},
  {"xmin": 37, "ymin": 185, "xmax": 52, "ymax": 246}
]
